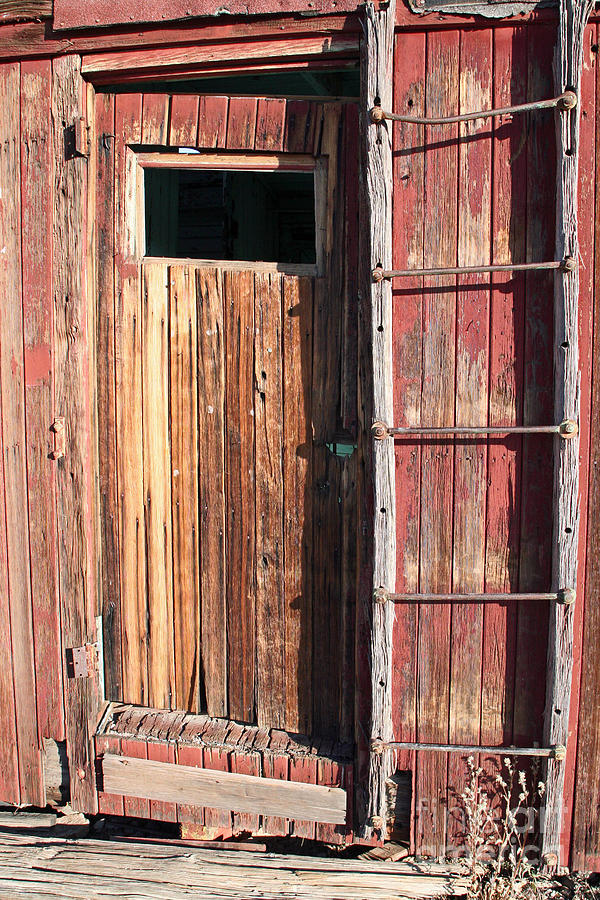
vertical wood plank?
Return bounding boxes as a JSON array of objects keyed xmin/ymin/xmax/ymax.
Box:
[
  {"xmin": 0, "ymin": 60, "xmax": 43, "ymax": 808},
  {"xmin": 142, "ymin": 262, "xmax": 175, "ymax": 711},
  {"xmin": 197, "ymin": 96, "xmax": 229, "ymax": 149},
  {"xmin": 563, "ymin": 23, "xmax": 596, "ymax": 868},
  {"xmin": 226, "ymin": 96, "xmax": 257, "ymax": 150},
  {"xmin": 224, "ymin": 269, "xmax": 255, "ymax": 724},
  {"xmin": 170, "ymin": 265, "xmax": 200, "ymax": 714},
  {"xmin": 230, "ymin": 751, "xmax": 260, "ymax": 834},
  {"xmin": 289, "ymin": 756, "xmax": 317, "ymax": 840},
  {"xmin": 147, "ymin": 740, "xmax": 177, "ymax": 822},
  {"xmin": 415, "ymin": 29, "xmax": 460, "ymax": 858},
  {"xmin": 176, "ymin": 742, "xmax": 205, "ymax": 826},
  {"xmin": 96, "ymin": 734, "xmax": 124, "ymax": 816},
  {"xmin": 283, "ymin": 100, "xmax": 316, "ymax": 154},
  {"xmin": 202, "ymin": 745, "xmax": 233, "ymax": 835},
  {"xmin": 0, "ymin": 350, "xmax": 20, "ymax": 803},
  {"xmin": 141, "ymin": 93, "xmax": 169, "ymax": 146},
  {"xmin": 262, "ymin": 739, "xmax": 289, "ymax": 836},
  {"xmin": 361, "ymin": 0, "xmax": 396, "ymax": 838},
  {"xmin": 391, "ymin": 32, "xmax": 425, "ymax": 833},
  {"xmin": 543, "ymin": 0, "xmax": 594, "ymax": 864},
  {"xmin": 114, "ymin": 93, "xmax": 147, "ymax": 707},
  {"xmin": 254, "ymin": 271, "xmax": 285, "ymax": 729},
  {"xmin": 483, "ymin": 26, "xmax": 527, "ymax": 751},
  {"xmin": 255, "ymin": 98, "xmax": 286, "ymax": 151},
  {"xmin": 169, "ymin": 94, "xmax": 199, "ymax": 147},
  {"xmin": 121, "ymin": 737, "xmax": 150, "ymax": 819},
  {"xmin": 447, "ymin": 28, "xmax": 492, "ymax": 847},
  {"xmin": 282, "ymin": 276, "xmax": 312, "ymax": 735},
  {"xmin": 21, "ymin": 58, "xmax": 64, "ymax": 742},
  {"xmin": 95, "ymin": 90, "xmax": 122, "ymax": 703},
  {"xmin": 197, "ymin": 267, "xmax": 228, "ymax": 719},
  {"xmin": 52, "ymin": 55, "xmax": 99, "ymax": 812}
]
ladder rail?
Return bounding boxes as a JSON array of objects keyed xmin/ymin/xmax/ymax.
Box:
[{"xmin": 370, "ymin": 90, "xmax": 577, "ymax": 126}]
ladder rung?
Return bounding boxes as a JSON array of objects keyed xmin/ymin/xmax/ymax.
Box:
[
  {"xmin": 371, "ymin": 421, "xmax": 578, "ymax": 440},
  {"xmin": 374, "ymin": 589, "xmax": 575, "ymax": 605},
  {"xmin": 369, "ymin": 91, "xmax": 577, "ymax": 126},
  {"xmin": 372, "ymin": 258, "xmax": 576, "ymax": 281},
  {"xmin": 370, "ymin": 740, "xmax": 566, "ymax": 760}
]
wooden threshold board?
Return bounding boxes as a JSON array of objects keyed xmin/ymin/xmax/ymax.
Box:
[{"xmin": 101, "ymin": 754, "xmax": 347, "ymax": 824}]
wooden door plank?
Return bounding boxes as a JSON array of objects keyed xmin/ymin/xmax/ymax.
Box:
[
  {"xmin": 21, "ymin": 58, "xmax": 64, "ymax": 743},
  {"xmin": 0, "ymin": 335, "xmax": 19, "ymax": 803},
  {"xmin": 114, "ymin": 92, "xmax": 147, "ymax": 707},
  {"xmin": 142, "ymin": 262, "xmax": 175, "ymax": 711},
  {"xmin": 289, "ymin": 757, "xmax": 317, "ymax": 839},
  {"xmin": 254, "ymin": 271, "xmax": 285, "ymax": 729},
  {"xmin": 447, "ymin": 28, "xmax": 492, "ymax": 846},
  {"xmin": 95, "ymin": 90, "xmax": 122, "ymax": 703},
  {"xmin": 169, "ymin": 265, "xmax": 200, "ymax": 713},
  {"xmin": 169, "ymin": 94, "xmax": 199, "ymax": 147},
  {"xmin": 282, "ymin": 276, "xmax": 313, "ymax": 735},
  {"xmin": 0, "ymin": 60, "xmax": 44, "ymax": 807},
  {"xmin": 226, "ymin": 96, "xmax": 257, "ymax": 151},
  {"xmin": 52, "ymin": 54, "xmax": 99, "ymax": 812},
  {"xmin": 197, "ymin": 267, "xmax": 228, "ymax": 719},
  {"xmin": 197, "ymin": 96, "xmax": 228, "ymax": 149},
  {"xmin": 102, "ymin": 754, "xmax": 347, "ymax": 824},
  {"xmin": 202, "ymin": 745, "xmax": 233, "ymax": 835},
  {"xmin": 513, "ymin": 24, "xmax": 556, "ymax": 745},
  {"xmin": 262, "ymin": 731, "xmax": 290, "ymax": 836},
  {"xmin": 255, "ymin": 98, "xmax": 286, "ymax": 151},
  {"xmin": 482, "ymin": 26, "xmax": 527, "ymax": 750},
  {"xmin": 415, "ymin": 29, "xmax": 459, "ymax": 859},
  {"xmin": 141, "ymin": 93, "xmax": 169, "ymax": 145},
  {"xmin": 176, "ymin": 742, "xmax": 205, "ymax": 826},
  {"xmin": 284, "ymin": 100, "xmax": 314, "ymax": 154},
  {"xmin": 391, "ymin": 32, "xmax": 426, "ymax": 814},
  {"xmin": 224, "ymin": 269, "xmax": 255, "ymax": 724}
]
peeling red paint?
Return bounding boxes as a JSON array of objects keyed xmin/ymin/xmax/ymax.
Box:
[
  {"xmin": 24, "ymin": 344, "xmax": 51, "ymax": 385},
  {"xmin": 53, "ymin": 0, "xmax": 365, "ymax": 31}
]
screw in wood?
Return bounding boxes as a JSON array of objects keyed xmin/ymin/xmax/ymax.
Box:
[
  {"xmin": 371, "ymin": 421, "xmax": 389, "ymax": 441},
  {"xmin": 559, "ymin": 419, "xmax": 578, "ymax": 438}
]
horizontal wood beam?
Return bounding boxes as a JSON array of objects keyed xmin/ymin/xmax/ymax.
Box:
[
  {"xmin": 101, "ymin": 754, "xmax": 347, "ymax": 824},
  {"xmin": 80, "ymin": 36, "xmax": 359, "ymax": 78}
]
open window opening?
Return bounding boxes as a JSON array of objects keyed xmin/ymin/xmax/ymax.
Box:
[{"xmin": 145, "ymin": 167, "xmax": 317, "ymax": 265}]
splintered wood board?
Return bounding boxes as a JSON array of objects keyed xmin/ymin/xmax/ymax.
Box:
[
  {"xmin": 102, "ymin": 754, "xmax": 347, "ymax": 824},
  {"xmin": 0, "ymin": 832, "xmax": 468, "ymax": 900}
]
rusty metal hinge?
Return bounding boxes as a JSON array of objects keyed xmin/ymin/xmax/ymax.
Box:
[
  {"xmin": 67, "ymin": 642, "xmax": 99, "ymax": 679},
  {"xmin": 65, "ymin": 118, "xmax": 89, "ymax": 159}
]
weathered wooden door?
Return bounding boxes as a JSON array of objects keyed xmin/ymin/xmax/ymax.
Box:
[{"xmin": 95, "ymin": 92, "xmax": 358, "ymax": 741}]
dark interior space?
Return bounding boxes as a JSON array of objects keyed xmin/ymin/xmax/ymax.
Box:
[{"xmin": 145, "ymin": 168, "xmax": 316, "ymax": 263}]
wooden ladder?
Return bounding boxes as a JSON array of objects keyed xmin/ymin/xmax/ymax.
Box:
[{"xmin": 361, "ymin": 0, "xmax": 594, "ymax": 867}]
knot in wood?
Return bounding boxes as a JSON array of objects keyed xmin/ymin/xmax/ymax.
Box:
[
  {"xmin": 371, "ymin": 421, "xmax": 389, "ymax": 441},
  {"xmin": 558, "ymin": 90, "xmax": 578, "ymax": 110},
  {"xmin": 559, "ymin": 419, "xmax": 578, "ymax": 438},
  {"xmin": 370, "ymin": 106, "xmax": 385, "ymax": 124}
]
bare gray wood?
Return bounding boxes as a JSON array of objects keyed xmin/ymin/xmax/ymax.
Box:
[
  {"xmin": 542, "ymin": 0, "xmax": 594, "ymax": 866},
  {"xmin": 0, "ymin": 833, "xmax": 468, "ymax": 900},
  {"xmin": 360, "ymin": 0, "xmax": 397, "ymax": 839},
  {"xmin": 101, "ymin": 754, "xmax": 346, "ymax": 824}
]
